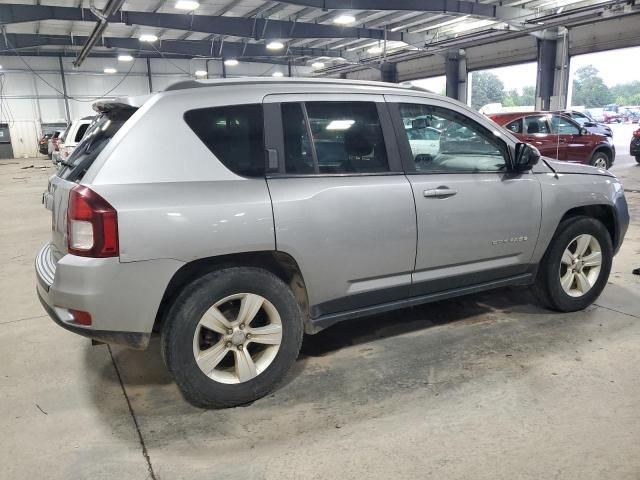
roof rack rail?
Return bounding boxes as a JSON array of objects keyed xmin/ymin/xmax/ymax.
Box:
[{"xmin": 164, "ymin": 77, "xmax": 434, "ymax": 94}]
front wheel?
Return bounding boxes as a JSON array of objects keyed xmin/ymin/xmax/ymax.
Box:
[
  {"xmin": 161, "ymin": 267, "xmax": 304, "ymax": 408},
  {"xmin": 534, "ymin": 216, "xmax": 612, "ymax": 312},
  {"xmin": 590, "ymin": 151, "xmax": 610, "ymax": 169}
]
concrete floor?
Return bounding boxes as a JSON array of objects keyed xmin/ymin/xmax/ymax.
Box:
[{"xmin": 1, "ymin": 125, "xmax": 639, "ymax": 479}]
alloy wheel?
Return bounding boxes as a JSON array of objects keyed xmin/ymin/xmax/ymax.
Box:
[
  {"xmin": 593, "ymin": 156, "xmax": 608, "ymax": 169},
  {"xmin": 559, "ymin": 234, "xmax": 602, "ymax": 297},
  {"xmin": 192, "ymin": 293, "xmax": 283, "ymax": 384}
]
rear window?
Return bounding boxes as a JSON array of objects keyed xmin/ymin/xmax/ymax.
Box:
[
  {"xmin": 59, "ymin": 108, "xmax": 136, "ymax": 181},
  {"xmin": 74, "ymin": 123, "xmax": 90, "ymax": 142},
  {"xmin": 184, "ymin": 104, "xmax": 265, "ymax": 177}
]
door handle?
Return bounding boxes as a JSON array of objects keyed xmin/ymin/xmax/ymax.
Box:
[
  {"xmin": 423, "ymin": 187, "xmax": 457, "ymax": 198},
  {"xmin": 558, "ymin": 137, "xmax": 567, "ymax": 143}
]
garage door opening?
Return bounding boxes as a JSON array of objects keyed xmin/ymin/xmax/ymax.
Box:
[
  {"xmin": 467, "ymin": 62, "xmax": 537, "ymax": 113},
  {"xmin": 568, "ymin": 46, "xmax": 640, "ymax": 122},
  {"xmin": 408, "ymin": 76, "xmax": 446, "ymax": 96}
]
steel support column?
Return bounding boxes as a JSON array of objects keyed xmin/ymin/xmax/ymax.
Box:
[
  {"xmin": 380, "ymin": 62, "xmax": 397, "ymax": 83},
  {"xmin": 445, "ymin": 50, "xmax": 466, "ymax": 103},
  {"xmin": 146, "ymin": 57, "xmax": 153, "ymax": 93},
  {"xmin": 58, "ymin": 57, "xmax": 70, "ymax": 123},
  {"xmin": 535, "ymin": 38, "xmax": 556, "ymax": 111},
  {"xmin": 535, "ymin": 28, "xmax": 569, "ymax": 111}
]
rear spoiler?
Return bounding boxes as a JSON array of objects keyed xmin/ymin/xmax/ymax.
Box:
[{"xmin": 92, "ymin": 94, "xmax": 150, "ymax": 115}]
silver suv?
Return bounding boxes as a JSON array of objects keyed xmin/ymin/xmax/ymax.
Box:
[{"xmin": 36, "ymin": 78, "xmax": 629, "ymax": 408}]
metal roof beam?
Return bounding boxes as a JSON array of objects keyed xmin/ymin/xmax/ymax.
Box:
[
  {"xmin": 0, "ymin": 33, "xmax": 346, "ymax": 60},
  {"xmin": 271, "ymin": 1, "xmax": 532, "ymax": 21},
  {"xmin": 0, "ymin": 4, "xmax": 421, "ymax": 43}
]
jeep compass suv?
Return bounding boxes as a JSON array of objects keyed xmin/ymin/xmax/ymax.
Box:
[{"xmin": 36, "ymin": 78, "xmax": 629, "ymax": 408}]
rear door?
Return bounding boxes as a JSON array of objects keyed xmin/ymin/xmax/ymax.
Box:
[
  {"xmin": 264, "ymin": 94, "xmax": 417, "ymax": 317},
  {"xmin": 521, "ymin": 114, "xmax": 560, "ymax": 158},
  {"xmin": 386, "ymin": 96, "xmax": 542, "ymax": 295}
]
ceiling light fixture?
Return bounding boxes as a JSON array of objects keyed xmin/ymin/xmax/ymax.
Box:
[
  {"xmin": 224, "ymin": 59, "xmax": 239, "ymax": 66},
  {"xmin": 266, "ymin": 41, "xmax": 285, "ymax": 50},
  {"xmin": 272, "ymin": 71, "xmax": 284, "ymax": 77},
  {"xmin": 139, "ymin": 34, "xmax": 158, "ymax": 42},
  {"xmin": 117, "ymin": 54, "xmax": 133, "ymax": 62},
  {"xmin": 195, "ymin": 70, "xmax": 208, "ymax": 77},
  {"xmin": 333, "ymin": 15, "xmax": 356, "ymax": 25},
  {"xmin": 103, "ymin": 68, "xmax": 117, "ymax": 74},
  {"xmin": 175, "ymin": 0, "xmax": 199, "ymax": 10},
  {"xmin": 311, "ymin": 62, "xmax": 325, "ymax": 69},
  {"xmin": 367, "ymin": 45, "xmax": 383, "ymax": 54}
]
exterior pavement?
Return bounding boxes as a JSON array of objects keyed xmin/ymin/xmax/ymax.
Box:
[{"xmin": 1, "ymin": 124, "xmax": 638, "ymax": 479}]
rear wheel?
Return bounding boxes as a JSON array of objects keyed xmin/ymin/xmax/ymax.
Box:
[
  {"xmin": 590, "ymin": 151, "xmax": 610, "ymax": 169},
  {"xmin": 635, "ymin": 156, "xmax": 640, "ymax": 165},
  {"xmin": 161, "ymin": 267, "xmax": 304, "ymax": 408},
  {"xmin": 534, "ymin": 216, "xmax": 612, "ymax": 312}
]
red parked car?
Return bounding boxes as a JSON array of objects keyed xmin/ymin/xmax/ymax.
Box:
[
  {"xmin": 489, "ymin": 111, "xmax": 615, "ymax": 169},
  {"xmin": 631, "ymin": 128, "xmax": 640, "ymax": 164}
]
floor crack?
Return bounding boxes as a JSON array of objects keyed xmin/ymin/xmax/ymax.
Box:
[
  {"xmin": 108, "ymin": 345, "xmax": 158, "ymax": 480},
  {"xmin": 594, "ymin": 303, "xmax": 640, "ymax": 320}
]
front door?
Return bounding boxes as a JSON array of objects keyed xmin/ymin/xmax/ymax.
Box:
[
  {"xmin": 263, "ymin": 94, "xmax": 417, "ymax": 318},
  {"xmin": 386, "ymin": 96, "xmax": 542, "ymax": 296}
]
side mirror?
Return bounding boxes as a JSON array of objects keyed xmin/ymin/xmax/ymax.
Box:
[
  {"xmin": 513, "ymin": 142, "xmax": 540, "ymax": 171},
  {"xmin": 579, "ymin": 127, "xmax": 588, "ymax": 135}
]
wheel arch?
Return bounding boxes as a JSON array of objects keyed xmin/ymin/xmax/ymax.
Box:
[
  {"xmin": 590, "ymin": 145, "xmax": 614, "ymax": 164},
  {"xmin": 153, "ymin": 251, "xmax": 311, "ymax": 334},
  {"xmin": 558, "ymin": 204, "xmax": 617, "ymax": 248}
]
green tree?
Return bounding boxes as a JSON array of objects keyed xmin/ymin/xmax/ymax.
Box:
[
  {"xmin": 470, "ymin": 71, "xmax": 505, "ymax": 110},
  {"xmin": 503, "ymin": 86, "xmax": 535, "ymax": 107},
  {"xmin": 610, "ymin": 80, "xmax": 640, "ymax": 105},
  {"xmin": 571, "ymin": 65, "xmax": 612, "ymax": 108}
]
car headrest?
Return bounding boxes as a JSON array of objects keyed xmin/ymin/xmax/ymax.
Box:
[
  {"xmin": 527, "ymin": 122, "xmax": 540, "ymax": 134},
  {"xmin": 344, "ymin": 126, "xmax": 373, "ymax": 157}
]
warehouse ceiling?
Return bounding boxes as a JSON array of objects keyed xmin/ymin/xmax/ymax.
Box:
[{"xmin": 0, "ymin": 0, "xmax": 638, "ymax": 70}]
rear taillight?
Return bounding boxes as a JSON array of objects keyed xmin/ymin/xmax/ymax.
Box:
[{"xmin": 67, "ymin": 185, "xmax": 119, "ymax": 258}]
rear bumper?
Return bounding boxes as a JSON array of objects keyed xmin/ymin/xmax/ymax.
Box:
[
  {"xmin": 37, "ymin": 288, "xmax": 150, "ymax": 349},
  {"xmin": 35, "ymin": 243, "xmax": 184, "ymax": 349}
]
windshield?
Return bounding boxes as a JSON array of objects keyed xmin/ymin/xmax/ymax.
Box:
[{"xmin": 58, "ymin": 107, "xmax": 136, "ymax": 181}]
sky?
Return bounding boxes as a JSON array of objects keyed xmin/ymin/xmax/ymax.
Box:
[{"xmin": 410, "ymin": 45, "xmax": 640, "ymax": 93}]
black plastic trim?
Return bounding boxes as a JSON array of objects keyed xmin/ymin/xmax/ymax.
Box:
[{"xmin": 308, "ymin": 272, "xmax": 534, "ymax": 333}]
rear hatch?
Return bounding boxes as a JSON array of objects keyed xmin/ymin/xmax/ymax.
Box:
[{"xmin": 44, "ymin": 102, "xmax": 138, "ymax": 261}]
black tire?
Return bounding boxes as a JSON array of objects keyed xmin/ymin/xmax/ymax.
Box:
[
  {"xmin": 534, "ymin": 216, "xmax": 612, "ymax": 312},
  {"xmin": 635, "ymin": 156, "xmax": 640, "ymax": 165},
  {"xmin": 161, "ymin": 267, "xmax": 304, "ymax": 408},
  {"xmin": 590, "ymin": 150, "xmax": 610, "ymax": 169}
]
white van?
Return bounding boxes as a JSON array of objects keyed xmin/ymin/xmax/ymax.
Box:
[{"xmin": 52, "ymin": 116, "xmax": 95, "ymax": 164}]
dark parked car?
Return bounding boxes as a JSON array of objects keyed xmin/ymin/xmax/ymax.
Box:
[
  {"xmin": 561, "ymin": 110, "xmax": 612, "ymax": 137},
  {"xmin": 631, "ymin": 128, "xmax": 640, "ymax": 164},
  {"xmin": 38, "ymin": 132, "xmax": 54, "ymax": 155},
  {"xmin": 490, "ymin": 111, "xmax": 615, "ymax": 169}
]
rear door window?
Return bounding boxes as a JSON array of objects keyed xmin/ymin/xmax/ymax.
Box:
[
  {"xmin": 184, "ymin": 104, "xmax": 265, "ymax": 177},
  {"xmin": 524, "ymin": 115, "xmax": 550, "ymax": 134},
  {"xmin": 280, "ymin": 101, "xmax": 389, "ymax": 174}
]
